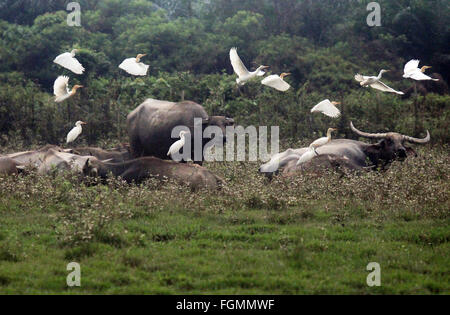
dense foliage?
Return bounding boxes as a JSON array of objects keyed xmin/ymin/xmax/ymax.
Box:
[
  {"xmin": 0, "ymin": 0, "xmax": 449, "ymax": 146},
  {"xmin": 0, "ymin": 147, "xmax": 448, "ymax": 293}
]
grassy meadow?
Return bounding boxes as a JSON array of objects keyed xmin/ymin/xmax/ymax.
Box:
[{"xmin": 0, "ymin": 145, "xmax": 448, "ymax": 294}]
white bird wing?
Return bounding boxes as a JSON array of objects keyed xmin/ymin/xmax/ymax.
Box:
[
  {"xmin": 168, "ymin": 139, "xmax": 184, "ymax": 156},
  {"xmin": 354, "ymin": 74, "xmax": 370, "ymax": 83},
  {"xmin": 230, "ymin": 48, "xmax": 249, "ymax": 78},
  {"xmin": 370, "ymin": 80, "xmax": 404, "ymax": 95},
  {"xmin": 66, "ymin": 126, "xmax": 82, "ymax": 143},
  {"xmin": 296, "ymin": 149, "xmax": 316, "ymax": 165},
  {"xmin": 261, "ymin": 75, "xmax": 291, "ymax": 91},
  {"xmin": 409, "ymin": 71, "xmax": 438, "ymax": 81},
  {"xmin": 404, "ymin": 59, "xmax": 420, "ymax": 75},
  {"xmin": 54, "ymin": 52, "xmax": 85, "ymax": 74},
  {"xmin": 311, "ymin": 99, "xmax": 341, "ymax": 118},
  {"xmin": 119, "ymin": 58, "xmax": 149, "ymax": 76},
  {"xmin": 54, "ymin": 76, "xmax": 70, "ymax": 98}
]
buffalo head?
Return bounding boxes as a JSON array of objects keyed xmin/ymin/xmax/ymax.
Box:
[
  {"xmin": 202, "ymin": 116, "xmax": 235, "ymax": 142},
  {"xmin": 350, "ymin": 122, "xmax": 430, "ymax": 165}
]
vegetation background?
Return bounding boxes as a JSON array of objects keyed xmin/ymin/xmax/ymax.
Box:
[
  {"xmin": 0, "ymin": 0, "xmax": 449, "ymax": 295},
  {"xmin": 0, "ymin": 0, "xmax": 449, "ymax": 148}
]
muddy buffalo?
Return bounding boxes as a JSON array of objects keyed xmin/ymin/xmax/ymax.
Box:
[
  {"xmin": 260, "ymin": 122, "xmax": 430, "ymax": 176},
  {"xmin": 127, "ymin": 99, "xmax": 234, "ymax": 161},
  {"xmin": 0, "ymin": 156, "xmax": 23, "ymax": 175},
  {"xmin": 84, "ymin": 156, "xmax": 224, "ymax": 190},
  {"xmin": 71, "ymin": 146, "xmax": 131, "ymax": 163}
]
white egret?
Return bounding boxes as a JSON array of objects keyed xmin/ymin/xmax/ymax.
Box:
[
  {"xmin": 53, "ymin": 76, "xmax": 83, "ymax": 103},
  {"xmin": 53, "ymin": 49, "xmax": 85, "ymax": 75},
  {"xmin": 119, "ymin": 54, "xmax": 150, "ymax": 76},
  {"xmin": 167, "ymin": 131, "xmax": 188, "ymax": 158},
  {"xmin": 311, "ymin": 99, "xmax": 341, "ymax": 118},
  {"xmin": 66, "ymin": 121, "xmax": 87, "ymax": 144},
  {"xmin": 261, "ymin": 72, "xmax": 291, "ymax": 91},
  {"xmin": 355, "ymin": 70, "xmax": 404, "ymax": 95},
  {"xmin": 230, "ymin": 48, "xmax": 268, "ymax": 86},
  {"xmin": 295, "ymin": 148, "xmax": 318, "ymax": 166},
  {"xmin": 403, "ymin": 59, "xmax": 439, "ymax": 81},
  {"xmin": 296, "ymin": 128, "xmax": 337, "ymax": 166}
]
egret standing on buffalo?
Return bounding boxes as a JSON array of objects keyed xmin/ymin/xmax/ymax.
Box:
[
  {"xmin": 261, "ymin": 73, "xmax": 291, "ymax": 91},
  {"xmin": 53, "ymin": 49, "xmax": 85, "ymax": 75},
  {"xmin": 296, "ymin": 128, "xmax": 337, "ymax": 165},
  {"xmin": 230, "ymin": 48, "xmax": 268, "ymax": 86},
  {"xmin": 66, "ymin": 121, "xmax": 87, "ymax": 144},
  {"xmin": 53, "ymin": 76, "xmax": 83, "ymax": 103},
  {"xmin": 119, "ymin": 54, "xmax": 150, "ymax": 76},
  {"xmin": 355, "ymin": 70, "xmax": 404, "ymax": 95},
  {"xmin": 403, "ymin": 59, "xmax": 439, "ymax": 81}
]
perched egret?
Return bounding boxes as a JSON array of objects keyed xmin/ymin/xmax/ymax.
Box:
[
  {"xmin": 311, "ymin": 99, "xmax": 341, "ymax": 118},
  {"xmin": 403, "ymin": 59, "xmax": 439, "ymax": 81},
  {"xmin": 230, "ymin": 48, "xmax": 268, "ymax": 86},
  {"xmin": 261, "ymin": 73, "xmax": 291, "ymax": 91},
  {"xmin": 296, "ymin": 128, "xmax": 337, "ymax": 166},
  {"xmin": 167, "ymin": 131, "xmax": 188, "ymax": 158},
  {"xmin": 355, "ymin": 70, "xmax": 404, "ymax": 95},
  {"xmin": 119, "ymin": 54, "xmax": 150, "ymax": 76},
  {"xmin": 53, "ymin": 76, "xmax": 83, "ymax": 103},
  {"xmin": 296, "ymin": 148, "xmax": 318, "ymax": 166},
  {"xmin": 53, "ymin": 49, "xmax": 85, "ymax": 75},
  {"xmin": 66, "ymin": 121, "xmax": 87, "ymax": 144}
]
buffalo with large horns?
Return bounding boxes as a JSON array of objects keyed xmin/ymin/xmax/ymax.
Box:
[{"xmin": 260, "ymin": 122, "xmax": 430, "ymax": 176}]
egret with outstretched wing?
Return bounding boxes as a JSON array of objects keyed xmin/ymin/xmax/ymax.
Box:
[
  {"xmin": 261, "ymin": 73, "xmax": 291, "ymax": 91},
  {"xmin": 403, "ymin": 59, "xmax": 439, "ymax": 81},
  {"xmin": 53, "ymin": 49, "xmax": 85, "ymax": 75},
  {"xmin": 230, "ymin": 48, "xmax": 268, "ymax": 86},
  {"xmin": 355, "ymin": 70, "xmax": 404, "ymax": 95},
  {"xmin": 53, "ymin": 76, "xmax": 83, "ymax": 103},
  {"xmin": 119, "ymin": 54, "xmax": 149, "ymax": 76},
  {"xmin": 311, "ymin": 100, "xmax": 341, "ymax": 118}
]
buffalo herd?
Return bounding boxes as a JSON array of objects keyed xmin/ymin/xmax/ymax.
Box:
[{"xmin": 1, "ymin": 98, "xmax": 431, "ymax": 190}]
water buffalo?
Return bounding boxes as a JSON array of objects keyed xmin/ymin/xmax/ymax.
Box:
[
  {"xmin": 7, "ymin": 145, "xmax": 72, "ymax": 168},
  {"xmin": 83, "ymin": 156, "xmax": 223, "ymax": 190},
  {"xmin": 71, "ymin": 146, "xmax": 131, "ymax": 163},
  {"xmin": 260, "ymin": 122, "xmax": 430, "ymax": 175},
  {"xmin": 282, "ymin": 154, "xmax": 365, "ymax": 177},
  {"xmin": 37, "ymin": 149, "xmax": 94, "ymax": 175},
  {"xmin": 127, "ymin": 99, "xmax": 234, "ymax": 162},
  {"xmin": 0, "ymin": 156, "xmax": 23, "ymax": 175}
]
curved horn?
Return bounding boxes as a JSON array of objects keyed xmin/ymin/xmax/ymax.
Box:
[
  {"xmin": 403, "ymin": 131, "xmax": 430, "ymax": 144},
  {"xmin": 350, "ymin": 122, "xmax": 387, "ymax": 139}
]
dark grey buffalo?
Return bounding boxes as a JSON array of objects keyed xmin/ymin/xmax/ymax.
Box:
[
  {"xmin": 260, "ymin": 122, "xmax": 430, "ymax": 176},
  {"xmin": 127, "ymin": 99, "xmax": 234, "ymax": 161}
]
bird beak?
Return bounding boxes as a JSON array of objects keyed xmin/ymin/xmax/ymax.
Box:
[
  {"xmin": 81, "ymin": 122, "xmax": 87, "ymax": 125},
  {"xmin": 333, "ymin": 102, "xmax": 341, "ymax": 105},
  {"xmin": 261, "ymin": 66, "xmax": 270, "ymax": 70}
]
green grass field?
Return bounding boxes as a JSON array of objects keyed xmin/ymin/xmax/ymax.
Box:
[{"xmin": 0, "ymin": 147, "xmax": 448, "ymax": 294}]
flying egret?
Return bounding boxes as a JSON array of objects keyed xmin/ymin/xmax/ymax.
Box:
[
  {"xmin": 296, "ymin": 128, "xmax": 337, "ymax": 166},
  {"xmin": 355, "ymin": 70, "xmax": 404, "ymax": 95},
  {"xmin": 311, "ymin": 99, "xmax": 341, "ymax": 118},
  {"xmin": 53, "ymin": 49, "xmax": 85, "ymax": 75},
  {"xmin": 66, "ymin": 121, "xmax": 87, "ymax": 144},
  {"xmin": 119, "ymin": 54, "xmax": 150, "ymax": 76},
  {"xmin": 403, "ymin": 59, "xmax": 439, "ymax": 81},
  {"xmin": 261, "ymin": 73, "xmax": 291, "ymax": 91},
  {"xmin": 167, "ymin": 131, "xmax": 188, "ymax": 158},
  {"xmin": 53, "ymin": 76, "xmax": 83, "ymax": 103},
  {"xmin": 230, "ymin": 48, "xmax": 268, "ymax": 86}
]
